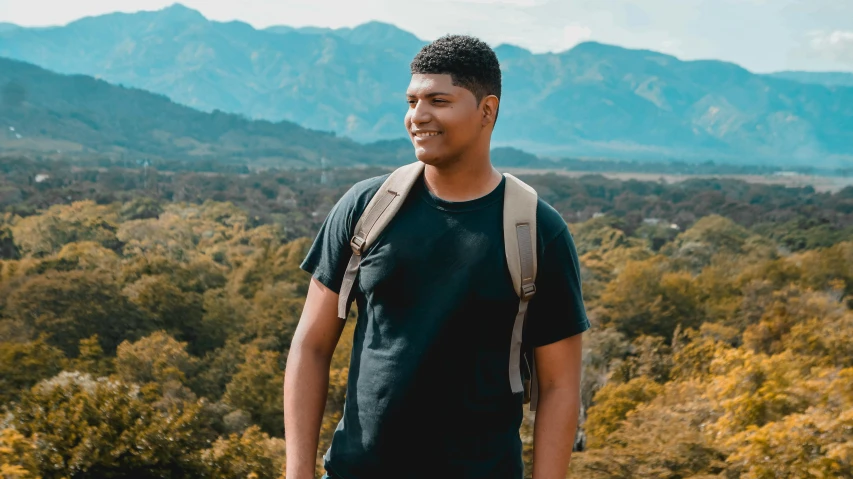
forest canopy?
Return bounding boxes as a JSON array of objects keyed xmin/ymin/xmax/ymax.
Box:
[{"xmin": 1, "ymin": 161, "xmax": 852, "ymax": 478}]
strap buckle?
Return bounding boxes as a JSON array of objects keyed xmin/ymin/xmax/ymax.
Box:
[
  {"xmin": 350, "ymin": 235, "xmax": 366, "ymax": 255},
  {"xmin": 521, "ymin": 282, "xmax": 536, "ymax": 300}
]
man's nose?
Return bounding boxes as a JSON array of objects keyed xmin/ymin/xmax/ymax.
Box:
[{"xmin": 410, "ymin": 100, "xmax": 432, "ymax": 125}]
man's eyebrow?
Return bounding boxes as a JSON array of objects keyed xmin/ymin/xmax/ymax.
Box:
[{"xmin": 406, "ymin": 91, "xmax": 454, "ymax": 98}]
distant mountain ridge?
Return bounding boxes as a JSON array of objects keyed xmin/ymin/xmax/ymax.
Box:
[
  {"xmin": 0, "ymin": 56, "xmax": 410, "ymax": 167},
  {"xmin": 764, "ymin": 71, "xmax": 853, "ymax": 88},
  {"xmin": 1, "ymin": 4, "xmax": 852, "ymax": 166},
  {"xmin": 264, "ymin": 21, "xmax": 426, "ymax": 53},
  {"xmin": 0, "ymin": 55, "xmax": 552, "ymax": 170}
]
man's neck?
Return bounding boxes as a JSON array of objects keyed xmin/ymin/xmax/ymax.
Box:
[{"xmin": 422, "ymin": 154, "xmax": 503, "ymax": 203}]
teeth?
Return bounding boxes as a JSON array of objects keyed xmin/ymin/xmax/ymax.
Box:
[{"xmin": 415, "ymin": 132, "xmax": 440, "ymax": 137}]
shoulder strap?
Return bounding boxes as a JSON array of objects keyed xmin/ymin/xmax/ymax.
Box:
[
  {"xmin": 337, "ymin": 161, "xmax": 425, "ymax": 319},
  {"xmin": 503, "ymin": 173, "xmax": 540, "ymax": 411},
  {"xmin": 503, "ymin": 173, "xmax": 538, "ymax": 298}
]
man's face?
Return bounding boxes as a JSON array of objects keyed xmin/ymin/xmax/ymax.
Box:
[{"xmin": 405, "ymin": 73, "xmax": 484, "ymax": 166}]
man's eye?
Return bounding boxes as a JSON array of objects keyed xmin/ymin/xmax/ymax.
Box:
[
  {"xmin": 433, "ymin": 99, "xmax": 447, "ymax": 104},
  {"xmin": 407, "ymin": 100, "xmax": 417, "ymax": 107}
]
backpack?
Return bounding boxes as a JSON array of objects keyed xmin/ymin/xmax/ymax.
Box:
[{"xmin": 336, "ymin": 161, "xmax": 541, "ymax": 411}]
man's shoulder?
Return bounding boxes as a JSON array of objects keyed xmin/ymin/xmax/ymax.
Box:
[
  {"xmin": 535, "ymin": 197, "xmax": 569, "ymax": 245},
  {"xmin": 347, "ymin": 173, "xmax": 391, "ymax": 202},
  {"xmin": 337, "ymin": 172, "xmax": 392, "ymax": 217}
]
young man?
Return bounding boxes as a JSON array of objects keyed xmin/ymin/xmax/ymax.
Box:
[{"xmin": 284, "ymin": 35, "xmax": 589, "ymax": 479}]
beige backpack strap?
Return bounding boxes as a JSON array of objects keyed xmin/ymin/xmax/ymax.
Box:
[
  {"xmin": 503, "ymin": 173, "xmax": 539, "ymax": 410},
  {"xmin": 337, "ymin": 161, "xmax": 425, "ymax": 319}
]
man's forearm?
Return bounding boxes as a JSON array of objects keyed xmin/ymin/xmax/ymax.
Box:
[
  {"xmin": 531, "ymin": 386, "xmax": 581, "ymax": 479},
  {"xmin": 284, "ymin": 345, "xmax": 333, "ymax": 479}
]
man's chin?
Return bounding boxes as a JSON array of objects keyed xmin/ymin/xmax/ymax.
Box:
[{"xmin": 413, "ymin": 147, "xmax": 442, "ymax": 165}]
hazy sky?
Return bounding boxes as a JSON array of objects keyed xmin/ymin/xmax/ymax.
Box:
[{"xmin": 1, "ymin": 0, "xmax": 851, "ymax": 73}]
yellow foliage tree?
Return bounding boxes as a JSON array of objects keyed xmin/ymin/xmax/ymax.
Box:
[
  {"xmin": 724, "ymin": 368, "xmax": 853, "ymax": 478},
  {"xmin": 599, "ymin": 257, "xmax": 705, "ymax": 338},
  {"xmin": 10, "ymin": 201, "xmax": 120, "ymax": 257},
  {"xmin": 203, "ymin": 425, "xmax": 286, "ymax": 479},
  {"xmin": 584, "ymin": 376, "xmax": 663, "ymax": 448},
  {"xmin": 224, "ymin": 347, "xmax": 285, "ymax": 437},
  {"xmin": 0, "ymin": 428, "xmax": 39, "ymax": 479},
  {"xmin": 574, "ymin": 397, "xmax": 725, "ymax": 478},
  {"xmin": 115, "ymin": 331, "xmax": 199, "ymax": 385}
]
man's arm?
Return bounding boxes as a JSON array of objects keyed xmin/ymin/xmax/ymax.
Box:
[
  {"xmin": 284, "ymin": 277, "xmax": 347, "ymax": 479},
  {"xmin": 531, "ymin": 332, "xmax": 584, "ymax": 479}
]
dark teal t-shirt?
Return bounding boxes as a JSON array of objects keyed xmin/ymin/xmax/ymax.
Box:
[{"xmin": 300, "ymin": 170, "xmax": 589, "ymax": 479}]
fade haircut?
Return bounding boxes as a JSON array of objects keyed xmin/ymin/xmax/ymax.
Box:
[{"xmin": 410, "ymin": 34, "xmax": 502, "ymax": 120}]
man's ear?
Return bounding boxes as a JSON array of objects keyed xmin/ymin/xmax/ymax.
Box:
[{"xmin": 481, "ymin": 95, "xmax": 499, "ymax": 127}]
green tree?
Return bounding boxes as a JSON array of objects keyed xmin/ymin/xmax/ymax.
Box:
[
  {"xmin": 662, "ymin": 214, "xmax": 775, "ymax": 271},
  {"xmin": 115, "ymin": 331, "xmax": 199, "ymax": 385},
  {"xmin": 599, "ymin": 257, "xmax": 705, "ymax": 339},
  {"xmin": 743, "ymin": 288, "xmax": 845, "ymax": 356},
  {"xmin": 194, "ymin": 338, "xmax": 247, "ymax": 401},
  {"xmin": 785, "ymin": 308, "xmax": 853, "ymax": 369},
  {"xmin": 796, "ymin": 241, "xmax": 853, "ymax": 298},
  {"xmin": 224, "ymin": 347, "xmax": 284, "ymax": 437},
  {"xmin": 2, "ymin": 270, "xmax": 150, "ymax": 355},
  {"xmin": 571, "ymin": 217, "xmax": 640, "ymax": 256},
  {"xmin": 0, "ymin": 337, "xmax": 65, "ymax": 404},
  {"xmin": 0, "ymin": 226, "xmax": 20, "ymax": 260},
  {"xmin": 67, "ymin": 335, "xmax": 112, "ymax": 377},
  {"xmin": 231, "ymin": 235, "xmax": 312, "ymax": 300},
  {"xmin": 50, "ymin": 241, "xmax": 120, "ymax": 272},
  {"xmin": 244, "ymin": 285, "xmax": 303, "ymax": 351},
  {"xmin": 122, "ymin": 275, "xmax": 206, "ymax": 354},
  {"xmin": 13, "ymin": 372, "xmax": 213, "ymax": 479},
  {"xmin": 198, "ymin": 288, "xmax": 249, "ymax": 353},
  {"xmin": 119, "ymin": 196, "xmax": 164, "ymax": 221},
  {"xmin": 202, "ymin": 426, "xmax": 285, "ymax": 479},
  {"xmin": 608, "ymin": 335, "xmax": 673, "ymax": 384},
  {"xmin": 10, "ymin": 201, "xmax": 121, "ymax": 257},
  {"xmin": 574, "ymin": 397, "xmax": 726, "ymax": 478},
  {"xmin": 670, "ymin": 326, "xmax": 734, "ymax": 380},
  {"xmin": 584, "ymin": 376, "xmax": 663, "ymax": 448}
]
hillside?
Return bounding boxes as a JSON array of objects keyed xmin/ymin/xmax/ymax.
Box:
[
  {"xmin": 765, "ymin": 71, "xmax": 853, "ymax": 88},
  {"xmin": 493, "ymin": 42, "xmax": 853, "ymax": 165},
  {"xmin": 2, "ymin": 4, "xmax": 852, "ymax": 165},
  {"xmin": 0, "ymin": 5, "xmax": 414, "ymax": 143},
  {"xmin": 0, "ymin": 56, "xmax": 410, "ymax": 167}
]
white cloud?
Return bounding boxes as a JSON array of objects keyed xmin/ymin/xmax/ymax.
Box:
[
  {"xmin": 808, "ymin": 30, "xmax": 853, "ymax": 65},
  {"xmin": 563, "ymin": 24, "xmax": 593, "ymax": 49},
  {"xmin": 810, "ymin": 30, "xmax": 853, "ymax": 48}
]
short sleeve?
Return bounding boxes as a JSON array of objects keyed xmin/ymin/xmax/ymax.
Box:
[
  {"xmin": 300, "ymin": 175, "xmax": 387, "ymax": 294},
  {"xmin": 524, "ymin": 227, "xmax": 590, "ymax": 347}
]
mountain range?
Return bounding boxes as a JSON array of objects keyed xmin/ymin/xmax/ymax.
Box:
[
  {"xmin": 0, "ymin": 56, "xmax": 412, "ymax": 168},
  {"xmin": 1, "ymin": 56, "xmax": 561, "ymax": 170},
  {"xmin": 1, "ymin": 4, "xmax": 852, "ymax": 166}
]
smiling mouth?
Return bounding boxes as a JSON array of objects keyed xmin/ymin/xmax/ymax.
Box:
[{"xmin": 412, "ymin": 131, "xmax": 442, "ymax": 138}]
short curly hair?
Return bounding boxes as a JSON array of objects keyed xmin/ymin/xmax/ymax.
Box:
[{"xmin": 410, "ymin": 35, "xmax": 502, "ymax": 119}]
